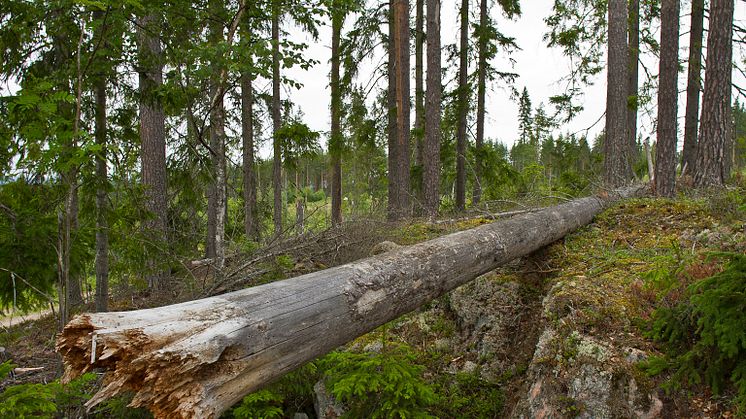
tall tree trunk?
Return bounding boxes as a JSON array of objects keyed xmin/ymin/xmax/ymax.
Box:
[
  {"xmin": 241, "ymin": 64, "xmax": 259, "ymax": 241},
  {"xmin": 272, "ymin": 1, "xmax": 283, "ymax": 235},
  {"xmin": 604, "ymin": 0, "xmax": 632, "ymax": 186},
  {"xmin": 138, "ymin": 13, "xmax": 168, "ymax": 289},
  {"xmin": 626, "ymin": 0, "xmax": 640, "ymax": 166},
  {"xmin": 414, "ymin": 0, "xmax": 425, "ymax": 213},
  {"xmin": 681, "ymin": 0, "xmax": 704, "ymax": 175},
  {"xmin": 93, "ymin": 9, "xmax": 109, "ymax": 313},
  {"xmin": 424, "ymin": 0, "xmax": 441, "ymax": 218},
  {"xmin": 694, "ymin": 0, "xmax": 733, "ymax": 187},
  {"xmin": 473, "ymin": 0, "xmax": 487, "ymax": 205},
  {"xmin": 387, "ymin": 4, "xmax": 398, "ymax": 220},
  {"xmin": 330, "ymin": 6, "xmax": 343, "ymax": 227},
  {"xmin": 455, "ymin": 0, "xmax": 468, "ymax": 211},
  {"xmin": 207, "ymin": 0, "xmax": 227, "ymax": 269},
  {"xmin": 387, "ymin": 0, "xmax": 411, "ymax": 221},
  {"xmin": 654, "ymin": 0, "xmax": 680, "ymax": 197}
]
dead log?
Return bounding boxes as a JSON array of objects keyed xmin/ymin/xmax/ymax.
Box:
[{"xmin": 57, "ymin": 187, "xmax": 641, "ymax": 418}]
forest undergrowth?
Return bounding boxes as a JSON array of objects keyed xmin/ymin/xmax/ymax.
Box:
[{"xmin": 1, "ymin": 186, "xmax": 744, "ymax": 418}]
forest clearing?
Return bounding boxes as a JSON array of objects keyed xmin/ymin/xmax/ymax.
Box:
[{"xmin": 1, "ymin": 0, "xmax": 745, "ymax": 416}]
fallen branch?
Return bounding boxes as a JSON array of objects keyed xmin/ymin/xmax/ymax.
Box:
[{"xmin": 57, "ymin": 187, "xmax": 641, "ymax": 418}]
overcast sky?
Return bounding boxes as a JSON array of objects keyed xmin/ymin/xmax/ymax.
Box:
[{"xmin": 276, "ymin": 0, "xmax": 746, "ymax": 157}]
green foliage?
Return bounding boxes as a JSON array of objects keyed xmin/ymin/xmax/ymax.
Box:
[
  {"xmin": 432, "ymin": 372, "xmax": 503, "ymax": 418},
  {"xmin": 644, "ymin": 253, "xmax": 746, "ymax": 413},
  {"xmin": 0, "ymin": 362, "xmax": 58, "ymax": 418},
  {"xmin": 231, "ymin": 390, "xmax": 284, "ymax": 419},
  {"xmin": 320, "ymin": 345, "xmax": 437, "ymax": 418}
]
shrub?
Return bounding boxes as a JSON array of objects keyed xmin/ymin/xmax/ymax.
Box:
[
  {"xmin": 644, "ymin": 252, "xmax": 746, "ymax": 414},
  {"xmin": 320, "ymin": 344, "xmax": 437, "ymax": 418}
]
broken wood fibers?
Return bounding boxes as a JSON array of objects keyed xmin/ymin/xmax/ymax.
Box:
[{"xmin": 57, "ymin": 187, "xmax": 641, "ymax": 418}]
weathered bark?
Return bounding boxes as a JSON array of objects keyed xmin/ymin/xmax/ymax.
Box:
[
  {"xmin": 207, "ymin": 0, "xmax": 227, "ymax": 269},
  {"xmin": 423, "ymin": 0, "xmax": 441, "ymax": 218},
  {"xmin": 604, "ymin": 0, "xmax": 632, "ymax": 186},
  {"xmin": 694, "ymin": 0, "xmax": 734, "ymax": 187},
  {"xmin": 455, "ymin": 0, "xmax": 468, "ymax": 211},
  {"xmin": 272, "ymin": 0, "xmax": 283, "ymax": 235},
  {"xmin": 94, "ymin": 9, "xmax": 109, "ymax": 313},
  {"xmin": 138, "ymin": 13, "xmax": 168, "ymax": 288},
  {"xmin": 473, "ymin": 0, "xmax": 487, "ymax": 205},
  {"xmin": 626, "ymin": 0, "xmax": 640, "ymax": 163},
  {"xmin": 654, "ymin": 0, "xmax": 679, "ymax": 197},
  {"xmin": 681, "ymin": 0, "xmax": 704, "ymax": 175},
  {"xmin": 241, "ymin": 61, "xmax": 259, "ymax": 241},
  {"xmin": 387, "ymin": 0, "xmax": 411, "ymax": 221},
  {"xmin": 57, "ymin": 187, "xmax": 641, "ymax": 419},
  {"xmin": 330, "ymin": 5, "xmax": 343, "ymax": 227}
]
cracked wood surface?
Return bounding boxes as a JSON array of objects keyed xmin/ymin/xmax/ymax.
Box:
[{"xmin": 57, "ymin": 187, "xmax": 640, "ymax": 418}]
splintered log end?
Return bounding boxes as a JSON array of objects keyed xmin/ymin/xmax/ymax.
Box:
[{"xmin": 56, "ymin": 311, "xmax": 243, "ymax": 419}]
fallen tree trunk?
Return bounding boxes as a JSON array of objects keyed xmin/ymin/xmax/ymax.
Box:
[{"xmin": 57, "ymin": 187, "xmax": 641, "ymax": 418}]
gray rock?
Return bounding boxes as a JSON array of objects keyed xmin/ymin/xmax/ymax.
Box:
[
  {"xmin": 450, "ymin": 277, "xmax": 524, "ymax": 365},
  {"xmin": 363, "ymin": 341, "xmax": 384, "ymax": 353},
  {"xmin": 293, "ymin": 413, "xmax": 309, "ymax": 419},
  {"xmin": 313, "ymin": 380, "xmax": 345, "ymax": 419}
]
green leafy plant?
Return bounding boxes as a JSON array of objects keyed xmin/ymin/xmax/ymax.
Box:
[
  {"xmin": 0, "ymin": 361, "xmax": 58, "ymax": 418},
  {"xmin": 643, "ymin": 252, "xmax": 746, "ymax": 414},
  {"xmin": 320, "ymin": 344, "xmax": 437, "ymax": 418},
  {"xmin": 231, "ymin": 390, "xmax": 284, "ymax": 419}
]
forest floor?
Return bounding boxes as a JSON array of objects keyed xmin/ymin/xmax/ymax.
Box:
[{"xmin": 1, "ymin": 186, "xmax": 744, "ymax": 417}]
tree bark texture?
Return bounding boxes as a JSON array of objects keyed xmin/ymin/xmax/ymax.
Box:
[
  {"xmin": 626, "ymin": 0, "xmax": 640, "ymax": 162},
  {"xmin": 138, "ymin": 13, "xmax": 168, "ymax": 289},
  {"xmin": 681, "ymin": 0, "xmax": 704, "ymax": 175},
  {"xmin": 654, "ymin": 0, "xmax": 679, "ymax": 197},
  {"xmin": 57, "ymin": 187, "xmax": 641, "ymax": 419},
  {"xmin": 414, "ymin": 0, "xmax": 425, "ymax": 213},
  {"xmin": 424, "ymin": 0, "xmax": 441, "ymax": 218},
  {"xmin": 387, "ymin": 0, "xmax": 411, "ymax": 221},
  {"xmin": 272, "ymin": 2, "xmax": 283, "ymax": 235},
  {"xmin": 330, "ymin": 7, "xmax": 343, "ymax": 227},
  {"xmin": 207, "ymin": 0, "xmax": 227, "ymax": 269},
  {"xmin": 604, "ymin": 0, "xmax": 632, "ymax": 187},
  {"xmin": 455, "ymin": 0, "xmax": 468, "ymax": 211},
  {"xmin": 387, "ymin": 4, "xmax": 397, "ymax": 220},
  {"xmin": 473, "ymin": 0, "xmax": 487, "ymax": 205},
  {"xmin": 94, "ymin": 9, "xmax": 109, "ymax": 312},
  {"xmin": 694, "ymin": 0, "xmax": 734, "ymax": 187},
  {"xmin": 241, "ymin": 65, "xmax": 259, "ymax": 241}
]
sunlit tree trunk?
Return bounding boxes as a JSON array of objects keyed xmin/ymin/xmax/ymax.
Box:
[
  {"xmin": 626, "ymin": 0, "xmax": 640, "ymax": 167},
  {"xmin": 414, "ymin": 0, "xmax": 425, "ymax": 213},
  {"xmin": 654, "ymin": 0, "xmax": 679, "ymax": 197},
  {"xmin": 455, "ymin": 0, "xmax": 468, "ymax": 211},
  {"xmin": 330, "ymin": 3, "xmax": 343, "ymax": 226},
  {"xmin": 424, "ymin": 0, "xmax": 441, "ymax": 218},
  {"xmin": 93, "ymin": 9, "xmax": 109, "ymax": 312},
  {"xmin": 604, "ymin": 0, "xmax": 632, "ymax": 186},
  {"xmin": 681, "ymin": 0, "xmax": 704, "ymax": 175},
  {"xmin": 272, "ymin": 0, "xmax": 283, "ymax": 235},
  {"xmin": 387, "ymin": 0, "xmax": 411, "ymax": 220},
  {"xmin": 473, "ymin": 0, "xmax": 487, "ymax": 205},
  {"xmin": 694, "ymin": 0, "xmax": 734, "ymax": 186},
  {"xmin": 207, "ymin": 0, "xmax": 227, "ymax": 269},
  {"xmin": 138, "ymin": 12, "xmax": 168, "ymax": 288}
]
